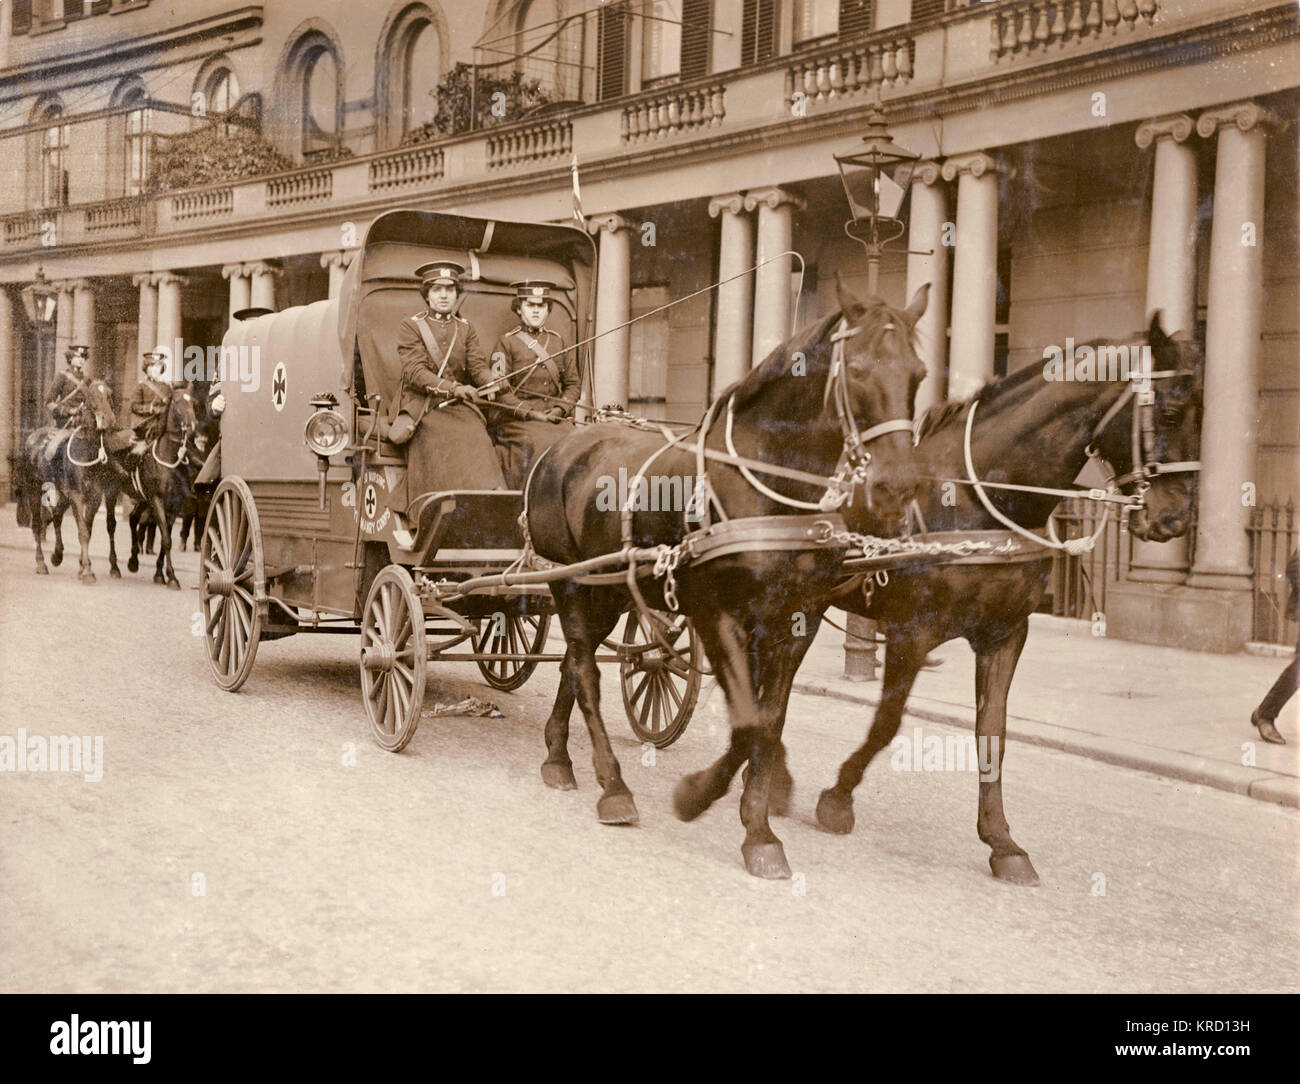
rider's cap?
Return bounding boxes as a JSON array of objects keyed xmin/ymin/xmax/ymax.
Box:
[
  {"xmin": 512, "ymin": 280, "xmax": 558, "ymax": 303},
  {"xmin": 66, "ymin": 344, "xmax": 89, "ymax": 362},
  {"xmin": 142, "ymin": 348, "xmax": 166, "ymax": 367},
  {"xmin": 415, "ymin": 260, "xmax": 466, "ymax": 289}
]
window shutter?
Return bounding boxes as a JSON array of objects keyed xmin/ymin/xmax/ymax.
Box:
[
  {"xmin": 741, "ymin": 0, "xmax": 777, "ymax": 65},
  {"xmin": 13, "ymin": 0, "xmax": 32, "ymax": 34},
  {"xmin": 597, "ymin": 2, "xmax": 628, "ymax": 102},
  {"xmin": 680, "ymin": 0, "xmax": 711, "ymax": 81},
  {"xmin": 910, "ymin": 0, "xmax": 946, "ymax": 19},
  {"xmin": 838, "ymin": 0, "xmax": 875, "ymax": 38},
  {"xmin": 92, "ymin": 0, "xmax": 113, "ymax": 13}
]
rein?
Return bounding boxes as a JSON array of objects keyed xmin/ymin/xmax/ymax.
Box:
[
  {"xmin": 64, "ymin": 425, "xmax": 109, "ymax": 467},
  {"xmin": 939, "ymin": 368, "xmax": 1202, "ymax": 554}
]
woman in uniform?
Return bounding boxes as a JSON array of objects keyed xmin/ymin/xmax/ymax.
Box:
[
  {"xmin": 483, "ymin": 280, "xmax": 581, "ymax": 488},
  {"xmin": 394, "ymin": 260, "xmax": 506, "ymax": 495}
]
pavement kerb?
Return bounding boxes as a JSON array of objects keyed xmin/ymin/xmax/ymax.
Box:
[{"xmin": 791, "ymin": 679, "xmax": 1300, "ymax": 810}]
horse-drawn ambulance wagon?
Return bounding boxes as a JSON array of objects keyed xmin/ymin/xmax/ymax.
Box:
[{"xmin": 198, "ymin": 210, "xmax": 700, "ymax": 750}]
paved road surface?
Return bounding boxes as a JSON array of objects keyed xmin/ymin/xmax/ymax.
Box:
[{"xmin": 1, "ymin": 527, "xmax": 1296, "ymax": 992}]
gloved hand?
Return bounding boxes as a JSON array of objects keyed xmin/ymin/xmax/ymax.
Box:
[
  {"xmin": 452, "ymin": 384, "xmax": 477, "ymax": 401},
  {"xmin": 544, "ymin": 406, "xmax": 566, "ymax": 423},
  {"xmin": 210, "ymin": 393, "xmax": 226, "ymax": 415}
]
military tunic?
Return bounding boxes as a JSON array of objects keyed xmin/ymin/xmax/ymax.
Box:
[
  {"xmin": 394, "ymin": 311, "xmax": 505, "ymax": 494},
  {"xmin": 484, "ymin": 325, "xmax": 580, "ymax": 488},
  {"xmin": 46, "ymin": 369, "xmax": 85, "ymax": 426},
  {"xmin": 129, "ymin": 379, "xmax": 171, "ymax": 441}
]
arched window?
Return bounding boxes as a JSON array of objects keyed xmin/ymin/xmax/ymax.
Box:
[
  {"xmin": 120, "ymin": 87, "xmax": 150, "ymax": 196},
  {"xmin": 37, "ymin": 103, "xmax": 69, "ymax": 209},
  {"xmin": 402, "ymin": 20, "xmax": 440, "ymax": 133},
  {"xmin": 517, "ymin": 0, "xmax": 581, "ymax": 101},
  {"xmin": 302, "ymin": 46, "xmax": 340, "ymax": 156}
]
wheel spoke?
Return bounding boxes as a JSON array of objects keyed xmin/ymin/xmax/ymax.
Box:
[
  {"xmin": 627, "ymin": 672, "xmax": 650, "ymax": 708},
  {"xmin": 392, "ymin": 671, "xmax": 411, "ymax": 723},
  {"xmin": 663, "ymin": 673, "xmax": 684, "ymax": 714}
]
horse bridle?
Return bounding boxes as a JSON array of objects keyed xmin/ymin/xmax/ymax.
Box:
[
  {"xmin": 1086, "ymin": 368, "xmax": 1202, "ymax": 495},
  {"xmin": 711, "ymin": 317, "xmax": 915, "ymax": 516},
  {"xmin": 151, "ymin": 393, "xmax": 195, "ymax": 469}
]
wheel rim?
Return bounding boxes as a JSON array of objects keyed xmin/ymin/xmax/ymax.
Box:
[
  {"xmin": 361, "ymin": 567, "xmax": 426, "ymax": 752},
  {"xmin": 199, "ymin": 479, "xmax": 262, "ymax": 692},
  {"xmin": 476, "ymin": 611, "xmax": 549, "ymax": 691},
  {"xmin": 621, "ymin": 610, "xmax": 700, "ymax": 748}
]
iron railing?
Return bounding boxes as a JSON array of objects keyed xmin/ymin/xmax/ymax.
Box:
[{"xmin": 1249, "ymin": 498, "xmax": 1298, "ymax": 647}]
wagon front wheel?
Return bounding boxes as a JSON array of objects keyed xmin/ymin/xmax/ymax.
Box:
[
  {"xmin": 199, "ymin": 477, "xmax": 264, "ymax": 693},
  {"xmin": 476, "ymin": 611, "xmax": 551, "ymax": 691},
  {"xmin": 361, "ymin": 565, "xmax": 427, "ymax": 752},
  {"xmin": 621, "ymin": 610, "xmax": 701, "ymax": 748}
]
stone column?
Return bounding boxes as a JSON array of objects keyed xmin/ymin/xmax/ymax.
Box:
[
  {"xmin": 0, "ymin": 1, "xmax": 12, "ymax": 73},
  {"xmin": 248, "ymin": 261, "xmax": 280, "ymax": 311},
  {"xmin": 943, "ymin": 152, "xmax": 1000, "ymax": 401},
  {"xmin": 0, "ymin": 288, "xmax": 14, "ymax": 504},
  {"xmin": 1186, "ymin": 102, "xmax": 1275, "ymax": 649},
  {"xmin": 588, "ymin": 214, "xmax": 632, "ymax": 408},
  {"xmin": 70, "ymin": 279, "xmax": 97, "ymax": 376},
  {"xmin": 746, "ymin": 186, "xmax": 804, "ymax": 367},
  {"xmin": 906, "ymin": 161, "xmax": 951, "ymax": 415},
  {"xmin": 133, "ymin": 273, "xmax": 159, "ymax": 358},
  {"xmin": 321, "ymin": 251, "xmax": 354, "ymax": 299},
  {"xmin": 1130, "ymin": 114, "xmax": 1198, "ymax": 584},
  {"xmin": 222, "ymin": 263, "xmax": 251, "ymax": 323},
  {"xmin": 155, "ymin": 272, "xmax": 187, "ymax": 379},
  {"xmin": 54, "ymin": 281, "xmax": 75, "ymax": 364},
  {"xmin": 708, "ymin": 192, "xmax": 754, "ymax": 394}
]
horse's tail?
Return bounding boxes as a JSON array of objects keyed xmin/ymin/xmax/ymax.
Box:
[{"xmin": 13, "ymin": 444, "xmax": 31, "ymax": 528}]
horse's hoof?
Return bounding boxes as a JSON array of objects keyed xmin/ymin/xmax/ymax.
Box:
[
  {"xmin": 742, "ymin": 841, "xmax": 791, "ymax": 880},
  {"xmin": 596, "ymin": 792, "xmax": 639, "ymax": 826},
  {"xmin": 35, "ymin": 564, "xmax": 49, "ymax": 576},
  {"xmin": 127, "ymin": 557, "xmax": 139, "ymax": 573},
  {"xmin": 673, "ymin": 771, "xmax": 719, "ymax": 822},
  {"xmin": 540, "ymin": 762, "xmax": 577, "ymax": 791},
  {"xmin": 153, "ymin": 573, "xmax": 165, "ymax": 585},
  {"xmin": 816, "ymin": 788, "xmax": 855, "ymax": 835},
  {"xmin": 50, "ymin": 551, "xmax": 63, "ymax": 567},
  {"xmin": 1252, "ymin": 711, "xmax": 1287, "ymax": 745},
  {"xmin": 990, "ymin": 852, "xmax": 1039, "ymax": 886},
  {"xmin": 109, "ymin": 567, "xmax": 121, "ymax": 580},
  {"xmin": 166, "ymin": 579, "xmax": 181, "ymax": 591}
]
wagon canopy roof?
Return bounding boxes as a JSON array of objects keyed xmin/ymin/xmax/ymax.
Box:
[{"xmin": 338, "ymin": 210, "xmax": 596, "ymax": 404}]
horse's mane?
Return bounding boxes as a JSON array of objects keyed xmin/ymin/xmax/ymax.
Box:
[{"xmin": 913, "ymin": 335, "xmax": 1133, "ymax": 440}]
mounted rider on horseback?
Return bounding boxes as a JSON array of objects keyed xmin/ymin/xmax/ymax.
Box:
[
  {"xmin": 129, "ymin": 347, "xmax": 173, "ymax": 454},
  {"xmin": 40, "ymin": 344, "xmax": 90, "ymax": 467}
]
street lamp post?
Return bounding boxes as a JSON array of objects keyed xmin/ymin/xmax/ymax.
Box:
[{"xmin": 833, "ymin": 93, "xmax": 919, "ymax": 682}]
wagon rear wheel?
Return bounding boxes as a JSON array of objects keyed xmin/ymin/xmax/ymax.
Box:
[
  {"xmin": 199, "ymin": 477, "xmax": 264, "ymax": 692},
  {"xmin": 360, "ymin": 565, "xmax": 427, "ymax": 753},
  {"xmin": 621, "ymin": 610, "xmax": 701, "ymax": 748},
  {"xmin": 476, "ymin": 611, "xmax": 551, "ymax": 691}
]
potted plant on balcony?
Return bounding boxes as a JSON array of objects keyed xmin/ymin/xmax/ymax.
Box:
[{"xmin": 400, "ymin": 62, "xmax": 553, "ymax": 144}]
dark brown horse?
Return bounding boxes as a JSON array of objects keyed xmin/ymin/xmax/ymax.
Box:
[
  {"xmin": 808, "ymin": 314, "xmax": 1203, "ymax": 885},
  {"xmin": 19, "ymin": 378, "xmax": 126, "ymax": 583},
  {"xmin": 525, "ymin": 279, "xmax": 929, "ymax": 878},
  {"xmin": 118, "ymin": 386, "xmax": 199, "ymax": 590}
]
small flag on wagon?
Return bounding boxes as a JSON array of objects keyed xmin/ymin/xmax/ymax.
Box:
[{"xmin": 571, "ymin": 153, "xmax": 585, "ymax": 228}]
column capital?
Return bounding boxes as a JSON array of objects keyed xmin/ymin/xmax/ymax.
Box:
[
  {"xmin": 131, "ymin": 272, "xmax": 157, "ymax": 289},
  {"xmin": 743, "ymin": 186, "xmax": 805, "ymax": 213},
  {"xmin": 940, "ymin": 152, "xmax": 1001, "ymax": 182},
  {"xmin": 1196, "ymin": 101, "xmax": 1282, "ymax": 139},
  {"xmin": 1135, "ymin": 113, "xmax": 1194, "ymax": 149},
  {"xmin": 66, "ymin": 278, "xmax": 92, "ymax": 292},
  {"xmin": 320, "ymin": 250, "xmax": 354, "ymax": 270},
  {"xmin": 708, "ymin": 192, "xmax": 747, "ymax": 218},
  {"xmin": 221, "ymin": 263, "xmax": 248, "ymax": 280},
  {"xmin": 912, "ymin": 160, "xmax": 944, "ymax": 187},
  {"xmin": 154, "ymin": 271, "xmax": 188, "ymax": 288},
  {"xmin": 243, "ymin": 261, "xmax": 282, "ymax": 278},
  {"xmin": 587, "ymin": 213, "xmax": 632, "ymax": 236}
]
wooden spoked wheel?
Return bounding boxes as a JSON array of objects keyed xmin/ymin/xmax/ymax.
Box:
[
  {"xmin": 621, "ymin": 609, "xmax": 701, "ymax": 748},
  {"xmin": 199, "ymin": 477, "xmax": 264, "ymax": 693},
  {"xmin": 475, "ymin": 611, "xmax": 551, "ymax": 691},
  {"xmin": 360, "ymin": 565, "xmax": 427, "ymax": 753}
]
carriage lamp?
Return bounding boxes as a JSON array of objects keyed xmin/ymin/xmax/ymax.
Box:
[
  {"xmin": 305, "ymin": 392, "xmax": 348, "ymax": 509},
  {"xmin": 21, "ymin": 267, "xmax": 59, "ymax": 326},
  {"xmin": 834, "ymin": 92, "xmax": 919, "ymax": 294}
]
